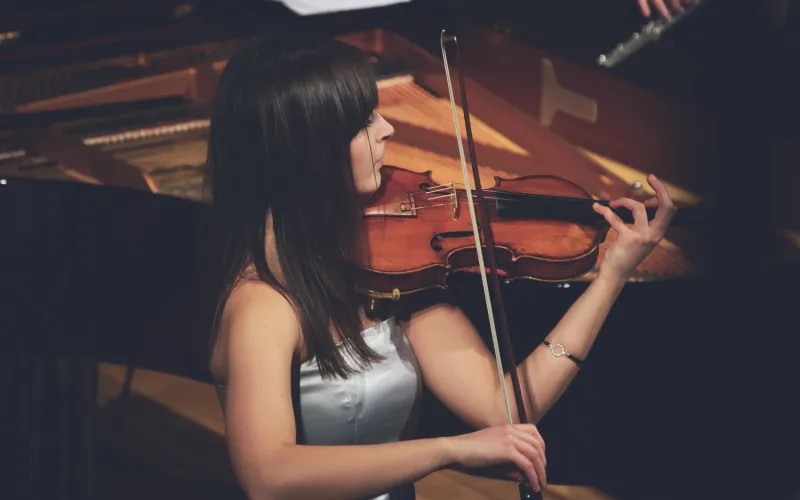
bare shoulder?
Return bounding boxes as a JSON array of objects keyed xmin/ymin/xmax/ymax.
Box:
[
  {"xmin": 211, "ymin": 280, "xmax": 305, "ymax": 495},
  {"xmin": 210, "ymin": 280, "xmax": 301, "ymax": 384}
]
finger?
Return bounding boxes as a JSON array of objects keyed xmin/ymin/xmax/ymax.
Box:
[
  {"xmin": 668, "ymin": 0, "xmax": 682, "ymax": 12},
  {"xmin": 510, "ymin": 450, "xmax": 541, "ymax": 492},
  {"xmin": 608, "ymin": 197, "xmax": 648, "ymax": 233},
  {"xmin": 512, "ymin": 425, "xmax": 546, "ymax": 457},
  {"xmin": 646, "ymin": 174, "xmax": 677, "ymax": 232},
  {"xmin": 643, "ymin": 196, "xmax": 659, "ymax": 208},
  {"xmin": 511, "ymin": 434, "xmax": 546, "ymax": 475},
  {"xmin": 512, "ymin": 435, "xmax": 547, "ymax": 489},
  {"xmin": 637, "ymin": 0, "xmax": 651, "ymax": 17},
  {"xmin": 651, "ymin": 0, "xmax": 671, "ymax": 18},
  {"xmin": 647, "ymin": 174, "xmax": 673, "ymax": 205},
  {"xmin": 593, "ymin": 202, "xmax": 630, "ymax": 234}
]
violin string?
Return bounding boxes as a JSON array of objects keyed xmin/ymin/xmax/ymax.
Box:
[
  {"xmin": 409, "ymin": 199, "xmax": 515, "ymax": 211},
  {"xmin": 382, "ymin": 177, "xmax": 604, "ymax": 205},
  {"xmin": 423, "ymin": 192, "xmax": 551, "ymax": 203},
  {"xmin": 388, "ymin": 190, "xmax": 605, "ymax": 208},
  {"xmin": 421, "ymin": 193, "xmax": 457, "ymax": 201},
  {"xmin": 389, "ymin": 191, "xmax": 504, "ymax": 205},
  {"xmin": 402, "ymin": 201, "xmax": 456, "ymax": 211},
  {"xmin": 401, "ymin": 180, "xmax": 515, "ymax": 197},
  {"xmin": 407, "ymin": 193, "xmax": 598, "ymax": 208},
  {"xmin": 406, "ymin": 181, "xmax": 467, "ymax": 194},
  {"xmin": 403, "ymin": 196, "xmax": 611, "ymax": 213},
  {"xmin": 454, "ymin": 193, "xmax": 599, "ymax": 203},
  {"xmin": 393, "ymin": 182, "xmax": 628, "ymax": 205},
  {"xmin": 416, "ymin": 185, "xmax": 456, "ymax": 194}
]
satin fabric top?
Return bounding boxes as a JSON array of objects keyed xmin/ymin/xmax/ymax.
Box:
[{"xmin": 215, "ymin": 317, "xmax": 422, "ymax": 499}]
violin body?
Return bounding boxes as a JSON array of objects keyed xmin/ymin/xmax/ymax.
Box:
[{"xmin": 361, "ymin": 165, "xmax": 606, "ymax": 300}]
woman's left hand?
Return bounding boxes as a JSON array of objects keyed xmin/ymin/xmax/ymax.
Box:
[{"xmin": 592, "ymin": 174, "xmax": 677, "ymax": 281}]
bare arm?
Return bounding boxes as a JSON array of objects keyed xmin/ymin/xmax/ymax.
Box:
[
  {"xmin": 405, "ymin": 176, "xmax": 676, "ymax": 428},
  {"xmin": 510, "ymin": 272, "xmax": 626, "ymax": 423},
  {"xmin": 402, "ymin": 274, "xmax": 623, "ymax": 428},
  {"xmin": 221, "ymin": 283, "xmax": 452, "ymax": 500}
]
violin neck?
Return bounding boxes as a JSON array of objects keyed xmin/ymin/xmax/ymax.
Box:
[{"xmin": 493, "ymin": 191, "xmax": 699, "ymax": 225}]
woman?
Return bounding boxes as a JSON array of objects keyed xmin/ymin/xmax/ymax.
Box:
[{"xmin": 204, "ymin": 35, "xmax": 676, "ymax": 500}]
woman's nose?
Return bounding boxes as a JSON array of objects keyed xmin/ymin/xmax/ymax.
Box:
[{"xmin": 378, "ymin": 115, "xmax": 394, "ymax": 141}]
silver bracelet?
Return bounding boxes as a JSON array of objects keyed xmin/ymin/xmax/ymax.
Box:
[{"xmin": 543, "ymin": 340, "xmax": 584, "ymax": 367}]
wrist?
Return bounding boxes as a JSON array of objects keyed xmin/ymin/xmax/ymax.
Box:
[
  {"xmin": 438, "ymin": 436, "xmax": 460, "ymax": 467},
  {"xmin": 595, "ymin": 268, "xmax": 628, "ymax": 293}
]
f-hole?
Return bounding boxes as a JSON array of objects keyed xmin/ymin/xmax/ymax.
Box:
[{"xmin": 430, "ymin": 230, "xmax": 479, "ymax": 251}]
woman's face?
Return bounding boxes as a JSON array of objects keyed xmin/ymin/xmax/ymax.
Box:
[{"xmin": 350, "ymin": 110, "xmax": 394, "ymax": 195}]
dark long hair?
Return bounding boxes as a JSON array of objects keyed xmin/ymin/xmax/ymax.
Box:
[{"xmin": 204, "ymin": 36, "xmax": 384, "ymax": 379}]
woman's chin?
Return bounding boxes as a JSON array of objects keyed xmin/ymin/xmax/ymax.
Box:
[{"xmin": 356, "ymin": 175, "xmax": 381, "ymax": 196}]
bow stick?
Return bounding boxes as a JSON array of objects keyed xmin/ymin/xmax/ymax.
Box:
[{"xmin": 440, "ymin": 30, "xmax": 542, "ymax": 500}]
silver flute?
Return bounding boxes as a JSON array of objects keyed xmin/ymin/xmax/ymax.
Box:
[{"xmin": 597, "ymin": 0, "xmax": 707, "ymax": 68}]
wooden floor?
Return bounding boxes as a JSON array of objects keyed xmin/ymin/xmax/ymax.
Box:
[{"xmin": 95, "ymin": 362, "xmax": 614, "ymax": 500}]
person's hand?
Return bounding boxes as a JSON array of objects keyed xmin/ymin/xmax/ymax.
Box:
[
  {"xmin": 445, "ymin": 423, "xmax": 547, "ymax": 492},
  {"xmin": 592, "ymin": 174, "xmax": 677, "ymax": 281},
  {"xmin": 637, "ymin": 0, "xmax": 695, "ymax": 19}
]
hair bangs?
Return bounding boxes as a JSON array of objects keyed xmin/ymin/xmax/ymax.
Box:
[
  {"xmin": 284, "ymin": 41, "xmax": 378, "ymax": 143},
  {"xmin": 333, "ymin": 53, "xmax": 379, "ymax": 139},
  {"xmin": 204, "ymin": 36, "xmax": 386, "ymax": 381}
]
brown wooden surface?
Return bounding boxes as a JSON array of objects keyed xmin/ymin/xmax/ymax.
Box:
[
  {"xmin": 14, "ymin": 69, "xmax": 202, "ymax": 113},
  {"xmin": 7, "ymin": 25, "xmax": 791, "ymax": 266},
  {"xmin": 453, "ymin": 23, "xmax": 719, "ymax": 202},
  {"xmin": 373, "ymin": 78, "xmax": 700, "ymax": 280},
  {"xmin": 1, "ymin": 47, "xmax": 703, "ymax": 280},
  {"xmin": 22, "ymin": 127, "xmax": 157, "ymax": 191},
  {"xmin": 370, "ymin": 31, "xmax": 639, "ymax": 204}
]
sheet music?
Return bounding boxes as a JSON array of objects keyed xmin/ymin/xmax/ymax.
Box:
[{"xmin": 272, "ymin": 0, "xmax": 411, "ymax": 15}]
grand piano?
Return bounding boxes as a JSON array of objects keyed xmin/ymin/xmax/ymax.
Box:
[{"xmin": 2, "ymin": 1, "xmax": 798, "ymax": 499}]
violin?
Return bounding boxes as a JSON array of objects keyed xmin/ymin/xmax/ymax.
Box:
[
  {"xmin": 359, "ymin": 30, "xmax": 699, "ymax": 499},
  {"xmin": 361, "ymin": 164, "xmax": 697, "ymax": 300}
]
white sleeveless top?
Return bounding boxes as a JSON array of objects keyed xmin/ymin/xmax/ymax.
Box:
[{"xmin": 215, "ymin": 317, "xmax": 422, "ymax": 499}]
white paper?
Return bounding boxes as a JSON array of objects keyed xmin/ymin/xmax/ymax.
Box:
[{"xmin": 274, "ymin": 0, "xmax": 411, "ymax": 16}]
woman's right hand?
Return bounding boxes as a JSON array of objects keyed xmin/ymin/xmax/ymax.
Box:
[{"xmin": 445, "ymin": 423, "xmax": 547, "ymax": 492}]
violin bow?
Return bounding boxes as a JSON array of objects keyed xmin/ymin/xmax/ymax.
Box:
[{"xmin": 440, "ymin": 30, "xmax": 542, "ymax": 500}]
